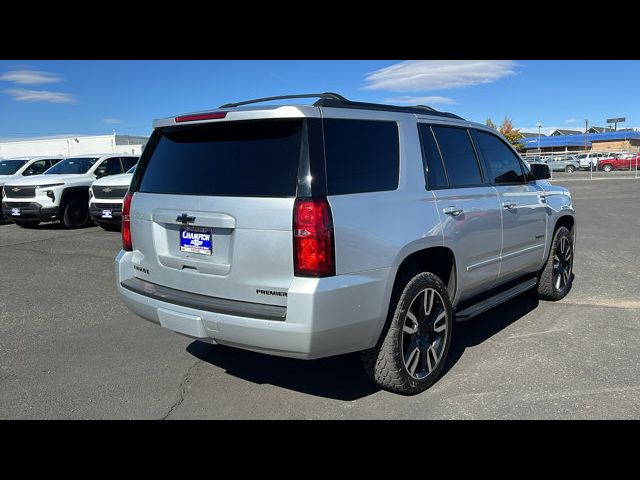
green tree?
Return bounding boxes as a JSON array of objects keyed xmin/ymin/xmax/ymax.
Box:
[
  {"xmin": 499, "ymin": 117, "xmax": 525, "ymax": 152},
  {"xmin": 485, "ymin": 118, "xmax": 497, "ymax": 130}
]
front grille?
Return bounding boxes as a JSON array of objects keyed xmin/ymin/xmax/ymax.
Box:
[
  {"xmin": 92, "ymin": 202, "xmax": 122, "ymax": 210},
  {"xmin": 93, "ymin": 186, "xmax": 128, "ymax": 199},
  {"xmin": 4, "ymin": 202, "xmax": 32, "ymax": 208},
  {"xmin": 5, "ymin": 186, "xmax": 36, "ymax": 198}
]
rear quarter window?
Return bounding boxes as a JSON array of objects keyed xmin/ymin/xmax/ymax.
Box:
[{"xmin": 323, "ymin": 118, "xmax": 399, "ymax": 195}]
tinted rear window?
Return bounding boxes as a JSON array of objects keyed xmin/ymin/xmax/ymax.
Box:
[
  {"xmin": 418, "ymin": 125, "xmax": 448, "ymax": 189},
  {"xmin": 432, "ymin": 126, "xmax": 483, "ymax": 187},
  {"xmin": 137, "ymin": 119, "xmax": 303, "ymax": 197},
  {"xmin": 323, "ymin": 119, "xmax": 399, "ymax": 195}
]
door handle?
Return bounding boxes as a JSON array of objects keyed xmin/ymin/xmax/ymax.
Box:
[
  {"xmin": 443, "ymin": 206, "xmax": 463, "ymax": 216},
  {"xmin": 502, "ymin": 202, "xmax": 517, "ymax": 210}
]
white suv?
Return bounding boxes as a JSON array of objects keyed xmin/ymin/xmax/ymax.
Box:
[
  {"xmin": 0, "ymin": 156, "xmax": 63, "ymax": 221},
  {"xmin": 2, "ymin": 154, "xmax": 138, "ymax": 228},
  {"xmin": 576, "ymin": 152, "xmax": 607, "ymax": 170},
  {"xmin": 89, "ymin": 164, "xmax": 137, "ymax": 231}
]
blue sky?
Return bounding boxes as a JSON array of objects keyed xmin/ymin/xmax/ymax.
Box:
[{"xmin": 0, "ymin": 60, "xmax": 638, "ymax": 138}]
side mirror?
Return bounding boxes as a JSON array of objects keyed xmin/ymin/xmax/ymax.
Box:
[
  {"xmin": 23, "ymin": 168, "xmax": 35, "ymax": 176},
  {"xmin": 530, "ymin": 163, "xmax": 551, "ymax": 180},
  {"xmin": 95, "ymin": 168, "xmax": 107, "ymax": 178}
]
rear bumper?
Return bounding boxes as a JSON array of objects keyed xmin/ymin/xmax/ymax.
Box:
[
  {"xmin": 115, "ymin": 250, "xmax": 395, "ymax": 359},
  {"xmin": 2, "ymin": 201, "xmax": 59, "ymax": 222}
]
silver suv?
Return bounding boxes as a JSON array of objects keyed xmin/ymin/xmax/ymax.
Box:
[{"xmin": 116, "ymin": 93, "xmax": 575, "ymax": 394}]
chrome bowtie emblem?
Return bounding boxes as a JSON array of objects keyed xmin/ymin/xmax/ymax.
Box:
[
  {"xmin": 103, "ymin": 188, "xmax": 112, "ymax": 193},
  {"xmin": 177, "ymin": 213, "xmax": 196, "ymax": 224},
  {"xmin": 11, "ymin": 187, "xmax": 20, "ymax": 192}
]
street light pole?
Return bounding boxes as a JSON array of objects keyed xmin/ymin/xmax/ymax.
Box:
[{"xmin": 536, "ymin": 122, "xmax": 542, "ymax": 154}]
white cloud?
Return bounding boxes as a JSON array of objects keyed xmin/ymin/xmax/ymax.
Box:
[
  {"xmin": 364, "ymin": 60, "xmax": 518, "ymax": 92},
  {"xmin": 0, "ymin": 68, "xmax": 62, "ymax": 85},
  {"xmin": 4, "ymin": 88, "xmax": 76, "ymax": 103},
  {"xmin": 385, "ymin": 95, "xmax": 457, "ymax": 105},
  {"xmin": 103, "ymin": 118, "xmax": 123, "ymax": 124},
  {"xmin": 564, "ymin": 118, "xmax": 577, "ymax": 124}
]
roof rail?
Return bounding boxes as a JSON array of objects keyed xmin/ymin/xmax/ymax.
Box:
[
  {"xmin": 313, "ymin": 97, "xmax": 465, "ymax": 120},
  {"xmin": 220, "ymin": 92, "xmax": 347, "ymax": 108},
  {"xmin": 219, "ymin": 92, "xmax": 464, "ymax": 120}
]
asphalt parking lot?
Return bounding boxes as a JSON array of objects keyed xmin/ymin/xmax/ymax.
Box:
[{"xmin": 1, "ymin": 179, "xmax": 639, "ymax": 419}]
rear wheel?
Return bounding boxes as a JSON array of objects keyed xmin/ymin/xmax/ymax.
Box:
[
  {"xmin": 537, "ymin": 226, "xmax": 574, "ymax": 301},
  {"xmin": 61, "ymin": 197, "xmax": 90, "ymax": 229},
  {"xmin": 362, "ymin": 272, "xmax": 453, "ymax": 395},
  {"xmin": 602, "ymin": 164, "xmax": 613, "ymax": 172},
  {"xmin": 13, "ymin": 220, "xmax": 40, "ymax": 228},
  {"xmin": 565, "ymin": 165, "xmax": 576, "ymax": 173}
]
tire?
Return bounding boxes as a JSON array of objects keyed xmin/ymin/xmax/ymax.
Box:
[
  {"xmin": 565, "ymin": 165, "xmax": 576, "ymax": 173},
  {"xmin": 602, "ymin": 164, "xmax": 613, "ymax": 172},
  {"xmin": 537, "ymin": 226, "xmax": 574, "ymax": 301},
  {"xmin": 13, "ymin": 220, "xmax": 40, "ymax": 228},
  {"xmin": 97, "ymin": 221, "xmax": 121, "ymax": 232},
  {"xmin": 61, "ymin": 197, "xmax": 90, "ymax": 229},
  {"xmin": 362, "ymin": 272, "xmax": 453, "ymax": 395}
]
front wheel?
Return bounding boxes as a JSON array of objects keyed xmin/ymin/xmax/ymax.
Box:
[
  {"xmin": 537, "ymin": 226, "xmax": 574, "ymax": 301},
  {"xmin": 602, "ymin": 164, "xmax": 613, "ymax": 172},
  {"xmin": 565, "ymin": 165, "xmax": 576, "ymax": 173},
  {"xmin": 61, "ymin": 197, "xmax": 90, "ymax": 229},
  {"xmin": 362, "ymin": 272, "xmax": 453, "ymax": 395}
]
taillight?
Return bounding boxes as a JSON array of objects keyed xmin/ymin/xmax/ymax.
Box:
[
  {"xmin": 175, "ymin": 112, "xmax": 227, "ymax": 123},
  {"xmin": 122, "ymin": 192, "xmax": 133, "ymax": 251},
  {"xmin": 293, "ymin": 197, "xmax": 335, "ymax": 277}
]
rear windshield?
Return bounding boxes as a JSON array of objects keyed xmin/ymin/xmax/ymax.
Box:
[
  {"xmin": 0, "ymin": 160, "xmax": 28, "ymax": 175},
  {"xmin": 45, "ymin": 157, "xmax": 98, "ymax": 175},
  {"xmin": 137, "ymin": 119, "xmax": 303, "ymax": 197}
]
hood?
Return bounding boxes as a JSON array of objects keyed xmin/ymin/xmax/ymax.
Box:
[
  {"xmin": 0, "ymin": 174, "xmax": 16, "ymax": 185},
  {"xmin": 91, "ymin": 173, "xmax": 133, "ymax": 188},
  {"xmin": 4, "ymin": 173, "xmax": 91, "ymax": 187}
]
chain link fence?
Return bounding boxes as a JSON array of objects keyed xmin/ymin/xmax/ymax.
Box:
[{"xmin": 521, "ymin": 147, "xmax": 640, "ymax": 181}]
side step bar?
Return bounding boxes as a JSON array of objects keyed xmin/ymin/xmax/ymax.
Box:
[{"xmin": 454, "ymin": 276, "xmax": 538, "ymax": 322}]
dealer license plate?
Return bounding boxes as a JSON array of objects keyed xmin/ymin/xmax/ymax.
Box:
[{"xmin": 179, "ymin": 227, "xmax": 212, "ymax": 255}]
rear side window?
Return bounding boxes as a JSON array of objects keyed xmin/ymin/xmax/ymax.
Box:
[
  {"xmin": 323, "ymin": 119, "xmax": 399, "ymax": 195},
  {"xmin": 101, "ymin": 157, "xmax": 125, "ymax": 176},
  {"xmin": 137, "ymin": 119, "xmax": 302, "ymax": 197},
  {"xmin": 474, "ymin": 131, "xmax": 526, "ymax": 184},
  {"xmin": 122, "ymin": 157, "xmax": 138, "ymax": 171},
  {"xmin": 418, "ymin": 124, "xmax": 448, "ymax": 189},
  {"xmin": 432, "ymin": 126, "xmax": 483, "ymax": 187}
]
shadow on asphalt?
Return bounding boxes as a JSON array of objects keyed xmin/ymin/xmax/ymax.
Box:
[
  {"xmin": 186, "ymin": 341, "xmax": 379, "ymax": 401},
  {"xmin": 1, "ymin": 221, "xmax": 98, "ymax": 230},
  {"xmin": 187, "ymin": 290, "xmax": 544, "ymax": 400},
  {"xmin": 442, "ymin": 292, "xmax": 540, "ymax": 377}
]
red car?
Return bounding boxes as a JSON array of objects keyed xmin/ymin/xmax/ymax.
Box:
[{"xmin": 598, "ymin": 153, "xmax": 640, "ymax": 172}]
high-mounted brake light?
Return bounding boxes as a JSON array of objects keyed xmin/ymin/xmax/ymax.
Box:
[
  {"xmin": 122, "ymin": 192, "xmax": 133, "ymax": 251},
  {"xmin": 175, "ymin": 112, "xmax": 227, "ymax": 123},
  {"xmin": 293, "ymin": 198, "xmax": 335, "ymax": 277}
]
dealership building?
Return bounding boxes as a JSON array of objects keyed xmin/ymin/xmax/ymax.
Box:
[
  {"xmin": 522, "ymin": 130, "xmax": 640, "ymax": 154},
  {"xmin": 0, "ymin": 134, "xmax": 148, "ymax": 158}
]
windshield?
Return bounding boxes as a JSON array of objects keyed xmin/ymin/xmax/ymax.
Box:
[
  {"xmin": 0, "ymin": 160, "xmax": 28, "ymax": 175},
  {"xmin": 45, "ymin": 157, "xmax": 98, "ymax": 175},
  {"xmin": 577, "ymin": 154, "xmax": 588, "ymax": 159}
]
